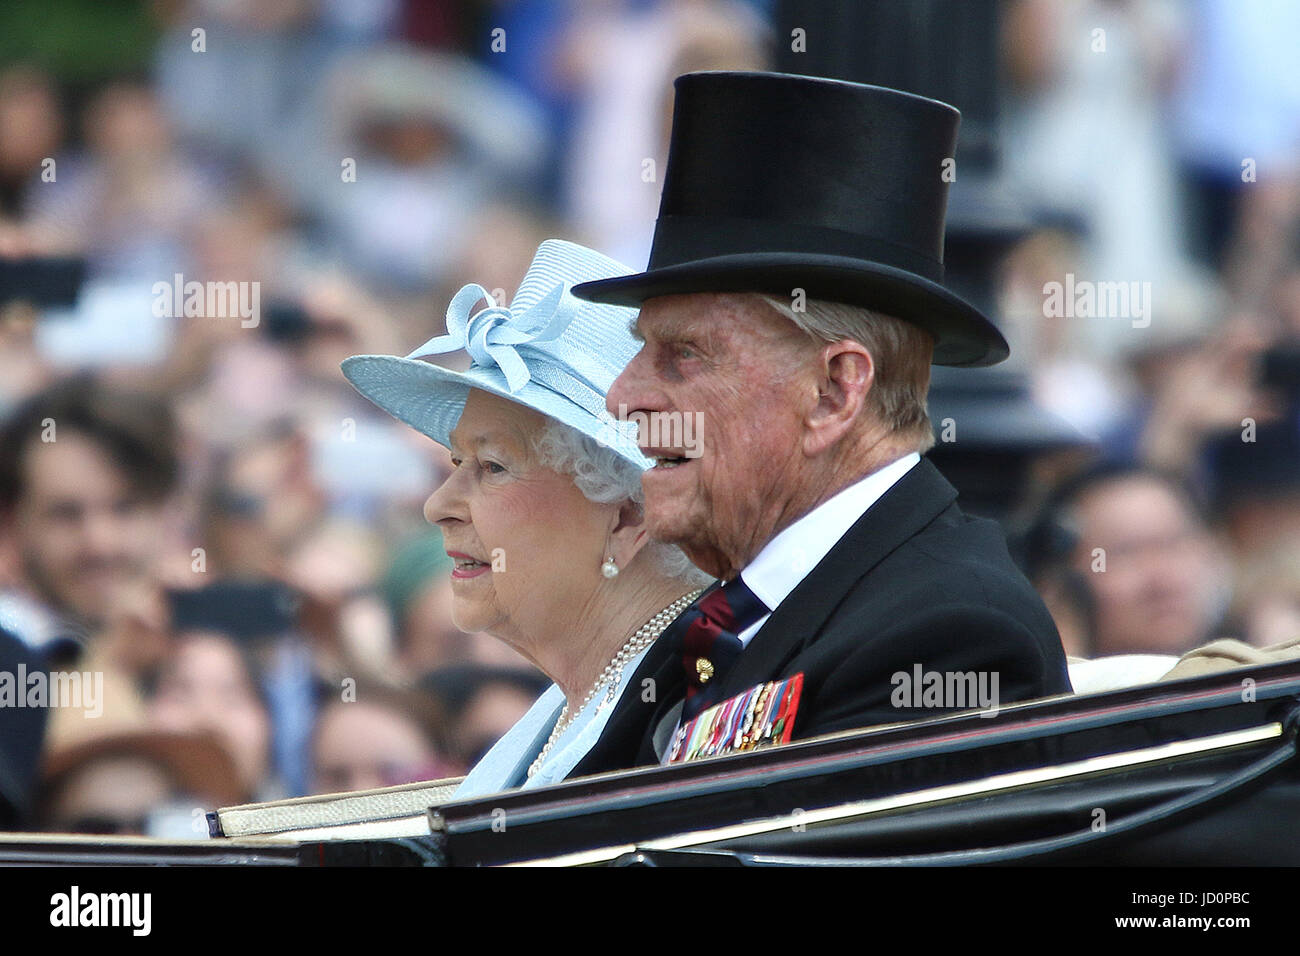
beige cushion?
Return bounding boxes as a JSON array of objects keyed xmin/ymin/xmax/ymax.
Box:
[{"xmin": 1159, "ymin": 636, "xmax": 1300, "ymax": 680}]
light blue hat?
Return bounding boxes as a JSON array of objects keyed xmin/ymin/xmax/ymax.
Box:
[{"xmin": 341, "ymin": 240, "xmax": 649, "ymax": 468}]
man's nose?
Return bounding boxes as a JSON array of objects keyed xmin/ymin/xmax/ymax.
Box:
[
  {"xmin": 607, "ymin": 350, "xmax": 654, "ymax": 419},
  {"xmin": 81, "ymin": 506, "xmax": 124, "ymax": 556}
]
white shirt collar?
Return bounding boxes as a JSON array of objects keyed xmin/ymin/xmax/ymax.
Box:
[{"xmin": 739, "ymin": 452, "xmax": 921, "ymax": 619}]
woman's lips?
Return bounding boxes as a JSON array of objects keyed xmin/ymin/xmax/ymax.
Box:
[
  {"xmin": 451, "ymin": 563, "xmax": 491, "ymax": 579},
  {"xmin": 447, "ymin": 551, "xmax": 491, "ymax": 579}
]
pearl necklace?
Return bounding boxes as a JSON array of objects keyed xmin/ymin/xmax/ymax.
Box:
[{"xmin": 526, "ymin": 589, "xmax": 703, "ymax": 779}]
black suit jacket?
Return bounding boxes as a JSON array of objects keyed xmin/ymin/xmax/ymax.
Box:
[
  {"xmin": 571, "ymin": 457, "xmax": 1072, "ymax": 777},
  {"xmin": 0, "ymin": 627, "xmax": 48, "ymax": 828}
]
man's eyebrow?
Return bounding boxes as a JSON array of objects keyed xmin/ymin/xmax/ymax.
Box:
[
  {"xmin": 628, "ymin": 317, "xmax": 644, "ymax": 343},
  {"xmin": 630, "ymin": 315, "xmax": 704, "ymax": 342}
]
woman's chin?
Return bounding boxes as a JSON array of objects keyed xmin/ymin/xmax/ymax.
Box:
[{"xmin": 449, "ymin": 596, "xmax": 496, "ymax": 636}]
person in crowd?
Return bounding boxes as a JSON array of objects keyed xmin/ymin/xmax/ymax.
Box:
[
  {"xmin": 0, "ymin": 375, "xmax": 178, "ymax": 666},
  {"xmin": 311, "ymin": 680, "xmax": 458, "ymax": 794},
  {"xmin": 1227, "ymin": 546, "xmax": 1300, "ymax": 650},
  {"xmin": 23, "ymin": 78, "xmax": 222, "ymax": 281},
  {"xmin": 379, "ymin": 530, "xmax": 472, "ymax": 679},
  {"xmin": 309, "ymin": 46, "xmax": 549, "ymax": 291},
  {"xmin": 1051, "ymin": 463, "xmax": 1228, "ymax": 657},
  {"xmin": 342, "ymin": 239, "xmax": 711, "ymax": 795},
  {"xmin": 1208, "ymin": 374, "xmax": 1300, "ymax": 649},
  {"xmin": 560, "ymin": 0, "xmax": 769, "ymax": 266},
  {"xmin": 143, "ymin": 629, "xmax": 280, "ymax": 801},
  {"xmin": 420, "ymin": 664, "xmax": 553, "ymax": 770},
  {"xmin": 37, "ymin": 729, "xmax": 245, "ymax": 836},
  {"xmin": 0, "ymin": 65, "xmax": 64, "ymax": 225}
]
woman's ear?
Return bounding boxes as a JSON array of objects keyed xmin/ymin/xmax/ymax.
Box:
[{"xmin": 607, "ymin": 498, "xmax": 651, "ymax": 570}]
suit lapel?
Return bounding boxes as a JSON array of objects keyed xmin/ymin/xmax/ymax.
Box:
[
  {"xmin": 713, "ymin": 456, "xmax": 959, "ymax": 698},
  {"xmin": 568, "ymin": 459, "xmax": 960, "ymax": 774}
]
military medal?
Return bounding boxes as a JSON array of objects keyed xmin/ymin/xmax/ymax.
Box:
[{"xmin": 663, "ymin": 673, "xmax": 805, "ymax": 765}]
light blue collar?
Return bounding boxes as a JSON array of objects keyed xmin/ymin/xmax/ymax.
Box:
[
  {"xmin": 453, "ymin": 685, "xmax": 564, "ymax": 799},
  {"xmin": 452, "ymin": 644, "xmax": 655, "ymax": 799}
]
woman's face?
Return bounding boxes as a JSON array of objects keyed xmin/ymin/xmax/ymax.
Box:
[
  {"xmin": 145, "ymin": 632, "xmax": 271, "ymax": 794},
  {"xmin": 423, "ymin": 390, "xmax": 614, "ymax": 652}
]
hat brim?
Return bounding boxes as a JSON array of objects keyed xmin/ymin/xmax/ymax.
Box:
[
  {"xmin": 926, "ymin": 396, "xmax": 1092, "ymax": 450},
  {"xmin": 571, "ymin": 253, "xmax": 1009, "ymax": 367},
  {"xmin": 42, "ymin": 731, "xmax": 247, "ymax": 808},
  {"xmin": 341, "ymin": 355, "xmax": 651, "ymax": 469}
]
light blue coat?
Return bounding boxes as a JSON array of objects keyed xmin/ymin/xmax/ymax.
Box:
[{"xmin": 453, "ymin": 644, "xmax": 654, "ymax": 798}]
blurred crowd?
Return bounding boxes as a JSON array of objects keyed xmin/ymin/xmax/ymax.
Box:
[{"xmin": 0, "ymin": 0, "xmax": 1297, "ymax": 836}]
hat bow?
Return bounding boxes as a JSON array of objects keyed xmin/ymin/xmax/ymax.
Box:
[{"xmin": 408, "ymin": 282, "xmax": 578, "ymax": 393}]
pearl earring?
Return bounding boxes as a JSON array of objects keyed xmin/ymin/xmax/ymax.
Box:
[{"xmin": 601, "ymin": 557, "xmax": 619, "ymax": 579}]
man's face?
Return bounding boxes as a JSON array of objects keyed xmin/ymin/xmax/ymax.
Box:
[
  {"xmin": 8, "ymin": 432, "xmax": 161, "ymax": 627},
  {"xmin": 312, "ymin": 700, "xmax": 445, "ymax": 793},
  {"xmin": 1070, "ymin": 476, "xmax": 1219, "ymax": 655},
  {"xmin": 606, "ymin": 294, "xmax": 815, "ymax": 579}
]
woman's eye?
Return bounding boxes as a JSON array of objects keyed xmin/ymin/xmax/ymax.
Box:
[
  {"xmin": 449, "ymin": 456, "xmax": 463, "ymax": 468},
  {"xmin": 482, "ymin": 460, "xmax": 506, "ymax": 475}
]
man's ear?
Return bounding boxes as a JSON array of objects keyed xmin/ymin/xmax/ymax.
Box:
[
  {"xmin": 607, "ymin": 498, "xmax": 652, "ymax": 570},
  {"xmin": 802, "ymin": 340, "xmax": 874, "ymax": 456}
]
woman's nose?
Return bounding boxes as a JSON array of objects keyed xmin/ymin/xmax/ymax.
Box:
[{"xmin": 424, "ymin": 468, "xmax": 467, "ymax": 526}]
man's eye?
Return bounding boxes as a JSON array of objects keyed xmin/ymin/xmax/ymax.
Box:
[
  {"xmin": 49, "ymin": 503, "xmax": 81, "ymax": 522},
  {"xmin": 449, "ymin": 456, "xmax": 463, "ymax": 468},
  {"xmin": 676, "ymin": 344, "xmax": 696, "ymax": 360},
  {"xmin": 482, "ymin": 460, "xmax": 506, "ymax": 475}
]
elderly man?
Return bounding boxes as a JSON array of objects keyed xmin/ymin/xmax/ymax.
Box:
[{"xmin": 569, "ymin": 72, "xmax": 1071, "ymax": 770}]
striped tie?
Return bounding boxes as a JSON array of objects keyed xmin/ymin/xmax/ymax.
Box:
[{"xmin": 668, "ymin": 577, "xmax": 769, "ymax": 721}]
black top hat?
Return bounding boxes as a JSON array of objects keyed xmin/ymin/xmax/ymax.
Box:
[
  {"xmin": 926, "ymin": 367, "xmax": 1091, "ymax": 452},
  {"xmin": 572, "ymin": 71, "xmax": 1009, "ymax": 367}
]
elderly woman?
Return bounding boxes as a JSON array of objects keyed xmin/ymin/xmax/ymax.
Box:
[{"xmin": 342, "ymin": 240, "xmax": 709, "ymax": 795}]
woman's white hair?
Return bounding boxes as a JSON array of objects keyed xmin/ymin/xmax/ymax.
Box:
[{"xmin": 533, "ymin": 418, "xmax": 713, "ymax": 586}]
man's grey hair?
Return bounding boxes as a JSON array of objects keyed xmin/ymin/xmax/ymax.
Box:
[
  {"xmin": 533, "ymin": 418, "xmax": 714, "ymax": 586},
  {"xmin": 756, "ymin": 294, "xmax": 936, "ymax": 453}
]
